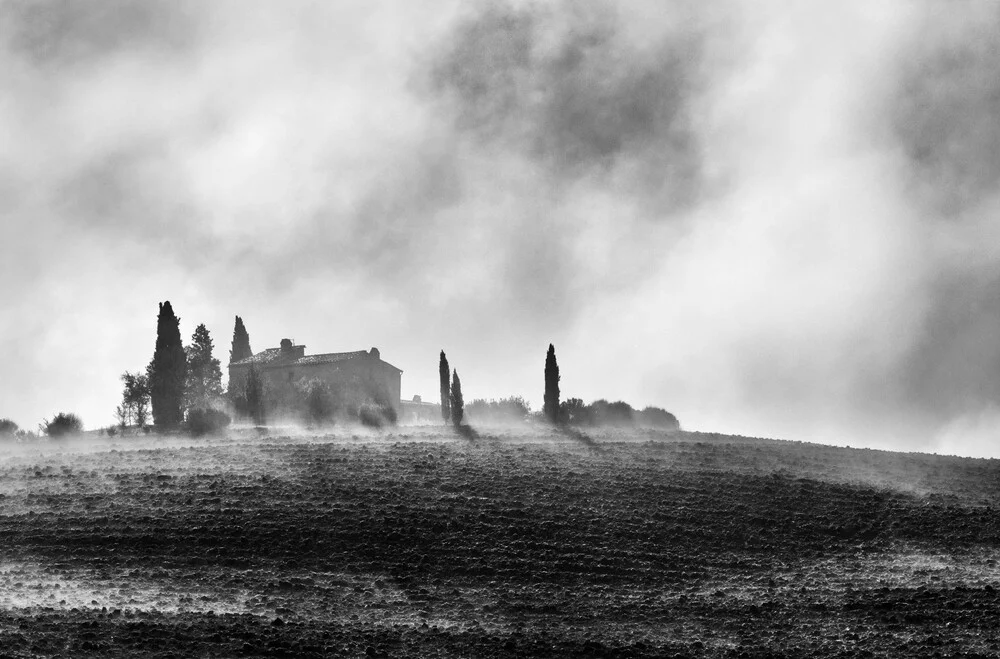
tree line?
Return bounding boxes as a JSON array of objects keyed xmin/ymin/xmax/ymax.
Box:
[
  {"xmin": 0, "ymin": 413, "xmax": 85, "ymax": 440},
  {"xmin": 437, "ymin": 344, "xmax": 679, "ymax": 430},
  {"xmin": 2, "ymin": 304, "xmax": 678, "ymax": 441},
  {"xmin": 0, "ymin": 301, "xmax": 244, "ymax": 440},
  {"xmin": 108, "ymin": 301, "xmax": 232, "ymax": 437}
]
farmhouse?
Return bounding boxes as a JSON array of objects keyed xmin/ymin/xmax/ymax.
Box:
[{"xmin": 229, "ymin": 339, "xmax": 402, "ymax": 418}]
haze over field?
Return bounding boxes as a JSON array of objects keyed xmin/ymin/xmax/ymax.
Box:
[{"xmin": 3, "ymin": 1, "xmax": 1000, "ymax": 456}]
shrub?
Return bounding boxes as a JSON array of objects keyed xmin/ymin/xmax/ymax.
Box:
[
  {"xmin": 636, "ymin": 406, "xmax": 680, "ymax": 430},
  {"xmin": 15, "ymin": 429, "xmax": 38, "ymax": 441},
  {"xmin": 465, "ymin": 396, "xmax": 531, "ymax": 425},
  {"xmin": 0, "ymin": 418, "xmax": 18, "ymax": 438},
  {"xmin": 559, "ymin": 398, "xmax": 590, "ymax": 426},
  {"xmin": 359, "ymin": 402, "xmax": 397, "ymax": 428},
  {"xmin": 106, "ymin": 425, "xmax": 119, "ymax": 437},
  {"xmin": 44, "ymin": 413, "xmax": 84, "ymax": 438},
  {"xmin": 186, "ymin": 408, "xmax": 231, "ymax": 437},
  {"xmin": 589, "ymin": 400, "xmax": 635, "ymax": 426},
  {"xmin": 301, "ymin": 379, "xmax": 335, "ymax": 425}
]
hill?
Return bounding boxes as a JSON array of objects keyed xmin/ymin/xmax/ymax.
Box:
[{"xmin": 0, "ymin": 426, "xmax": 997, "ymax": 656}]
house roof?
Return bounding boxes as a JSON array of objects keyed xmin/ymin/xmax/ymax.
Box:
[{"xmin": 231, "ymin": 347, "xmax": 402, "ymax": 372}]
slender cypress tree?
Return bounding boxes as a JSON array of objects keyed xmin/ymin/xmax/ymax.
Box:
[
  {"xmin": 439, "ymin": 350, "xmax": 451, "ymax": 423},
  {"xmin": 148, "ymin": 301, "xmax": 186, "ymax": 428},
  {"xmin": 228, "ymin": 316, "xmax": 253, "ymax": 413},
  {"xmin": 450, "ymin": 370, "xmax": 464, "ymax": 427},
  {"xmin": 543, "ymin": 343, "xmax": 560, "ymax": 424},
  {"xmin": 229, "ymin": 316, "xmax": 252, "ymax": 364}
]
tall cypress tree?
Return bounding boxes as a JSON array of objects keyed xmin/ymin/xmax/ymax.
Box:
[
  {"xmin": 228, "ymin": 316, "xmax": 253, "ymax": 412},
  {"xmin": 148, "ymin": 301, "xmax": 186, "ymax": 428},
  {"xmin": 229, "ymin": 316, "xmax": 252, "ymax": 364},
  {"xmin": 185, "ymin": 324, "xmax": 223, "ymax": 411},
  {"xmin": 439, "ymin": 350, "xmax": 451, "ymax": 424},
  {"xmin": 543, "ymin": 343, "xmax": 560, "ymax": 424},
  {"xmin": 450, "ymin": 370, "xmax": 464, "ymax": 427}
]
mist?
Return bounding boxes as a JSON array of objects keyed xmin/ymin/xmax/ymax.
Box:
[{"xmin": 2, "ymin": 1, "xmax": 1000, "ymax": 456}]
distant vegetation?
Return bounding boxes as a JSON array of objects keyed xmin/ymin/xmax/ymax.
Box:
[
  {"xmin": 115, "ymin": 371, "xmax": 150, "ymax": 434},
  {"xmin": 439, "ymin": 351, "xmax": 451, "ymax": 424},
  {"xmin": 43, "ymin": 413, "xmax": 83, "ymax": 438},
  {"xmin": 303, "ymin": 379, "xmax": 335, "ymax": 425},
  {"xmin": 463, "ymin": 397, "xmax": 679, "ymax": 430},
  {"xmin": 0, "ymin": 418, "xmax": 17, "ymax": 437},
  {"xmin": 543, "ymin": 344, "xmax": 560, "ymax": 424},
  {"xmin": 359, "ymin": 402, "xmax": 398, "ymax": 428},
  {"xmin": 559, "ymin": 399, "xmax": 679, "ymax": 429},
  {"xmin": 184, "ymin": 324, "xmax": 224, "ymax": 412},
  {"xmin": 3, "ymin": 308, "xmax": 679, "ymax": 442},
  {"xmin": 148, "ymin": 301, "xmax": 186, "ymax": 428},
  {"xmin": 450, "ymin": 371, "xmax": 464, "ymax": 427},
  {"xmin": 186, "ymin": 408, "xmax": 231, "ymax": 437},
  {"xmin": 1, "ymin": 419, "xmax": 39, "ymax": 442},
  {"xmin": 432, "ymin": 343, "xmax": 679, "ymax": 431},
  {"xmin": 228, "ymin": 315, "xmax": 253, "ymax": 418},
  {"xmin": 466, "ymin": 396, "xmax": 532, "ymax": 424}
]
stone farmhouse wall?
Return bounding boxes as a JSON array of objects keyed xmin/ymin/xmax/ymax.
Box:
[{"xmin": 229, "ymin": 346, "xmax": 401, "ymax": 420}]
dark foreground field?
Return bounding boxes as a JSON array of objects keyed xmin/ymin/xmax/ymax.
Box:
[{"xmin": 1, "ymin": 426, "xmax": 999, "ymax": 658}]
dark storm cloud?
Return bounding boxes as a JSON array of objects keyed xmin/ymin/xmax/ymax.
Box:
[
  {"xmin": 427, "ymin": 1, "xmax": 704, "ymax": 209},
  {"xmin": 880, "ymin": 3, "xmax": 1000, "ymax": 438},
  {"xmin": 892, "ymin": 3, "xmax": 1000, "ymax": 216},
  {"xmin": 899, "ymin": 269, "xmax": 1000, "ymax": 418},
  {"xmin": 2, "ymin": 0, "xmax": 199, "ymax": 67},
  {"xmin": 254, "ymin": 0, "xmax": 711, "ymax": 326}
]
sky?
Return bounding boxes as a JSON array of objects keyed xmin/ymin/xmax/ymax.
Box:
[{"xmin": 3, "ymin": 0, "xmax": 1000, "ymax": 456}]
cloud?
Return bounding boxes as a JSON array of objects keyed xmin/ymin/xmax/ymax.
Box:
[
  {"xmin": 891, "ymin": 2, "xmax": 1000, "ymax": 217},
  {"xmin": 3, "ymin": 0, "xmax": 1000, "ymax": 457},
  {"xmin": 425, "ymin": 1, "xmax": 704, "ymax": 207}
]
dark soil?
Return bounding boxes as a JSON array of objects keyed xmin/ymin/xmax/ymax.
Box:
[{"xmin": 0, "ymin": 427, "xmax": 998, "ymax": 657}]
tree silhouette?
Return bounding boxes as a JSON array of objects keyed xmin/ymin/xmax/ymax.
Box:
[
  {"xmin": 148, "ymin": 301, "xmax": 186, "ymax": 428},
  {"xmin": 244, "ymin": 361, "xmax": 266, "ymax": 426},
  {"xmin": 228, "ymin": 316, "xmax": 253, "ymax": 414},
  {"xmin": 119, "ymin": 371, "xmax": 150, "ymax": 431},
  {"xmin": 229, "ymin": 316, "xmax": 252, "ymax": 364},
  {"xmin": 439, "ymin": 350, "xmax": 451, "ymax": 423},
  {"xmin": 450, "ymin": 370, "xmax": 464, "ymax": 427},
  {"xmin": 543, "ymin": 343, "xmax": 560, "ymax": 424},
  {"xmin": 185, "ymin": 324, "xmax": 223, "ymax": 411},
  {"xmin": 0, "ymin": 419, "xmax": 18, "ymax": 437},
  {"xmin": 43, "ymin": 412, "xmax": 83, "ymax": 437}
]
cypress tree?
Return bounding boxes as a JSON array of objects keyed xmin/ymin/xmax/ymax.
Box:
[
  {"xmin": 450, "ymin": 370, "xmax": 464, "ymax": 427},
  {"xmin": 228, "ymin": 316, "xmax": 253, "ymax": 414},
  {"xmin": 229, "ymin": 316, "xmax": 252, "ymax": 364},
  {"xmin": 148, "ymin": 301, "xmax": 186, "ymax": 428},
  {"xmin": 543, "ymin": 343, "xmax": 560, "ymax": 424},
  {"xmin": 439, "ymin": 350, "xmax": 451, "ymax": 423},
  {"xmin": 185, "ymin": 324, "xmax": 223, "ymax": 411}
]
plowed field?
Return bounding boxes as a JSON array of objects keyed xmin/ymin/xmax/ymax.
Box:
[{"xmin": 1, "ymin": 426, "xmax": 998, "ymax": 657}]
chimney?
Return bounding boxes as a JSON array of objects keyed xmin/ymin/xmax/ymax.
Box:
[{"xmin": 280, "ymin": 338, "xmax": 305, "ymax": 359}]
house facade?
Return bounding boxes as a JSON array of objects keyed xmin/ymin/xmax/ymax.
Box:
[{"xmin": 229, "ymin": 339, "xmax": 402, "ymax": 419}]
